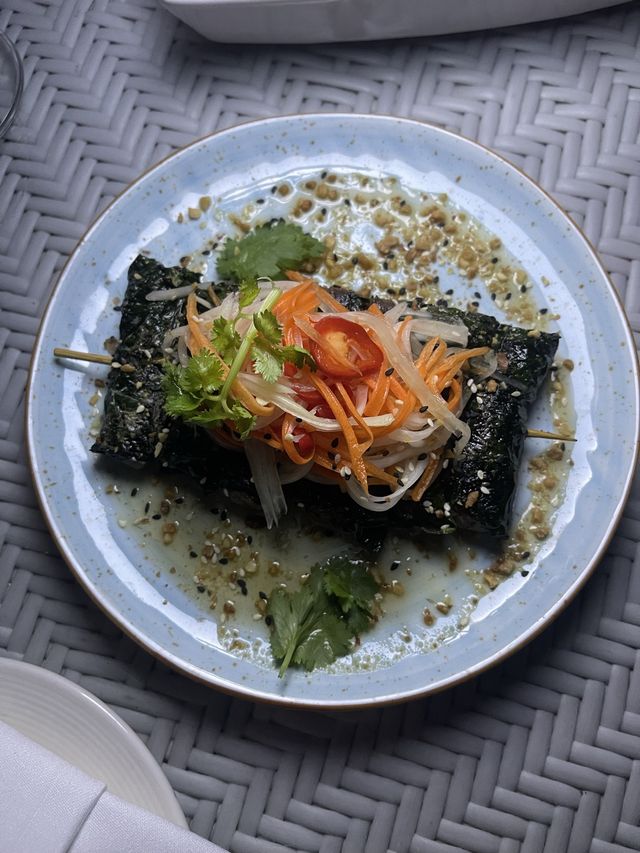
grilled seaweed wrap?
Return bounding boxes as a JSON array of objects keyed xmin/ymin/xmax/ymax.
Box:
[
  {"xmin": 92, "ymin": 256, "xmax": 559, "ymax": 545},
  {"xmin": 91, "ymin": 256, "xmax": 198, "ymax": 465}
]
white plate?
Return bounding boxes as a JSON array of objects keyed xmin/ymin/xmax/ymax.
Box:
[
  {"xmin": 27, "ymin": 114, "xmax": 639, "ymax": 708},
  {"xmin": 0, "ymin": 658, "xmax": 187, "ymax": 827},
  {"xmin": 161, "ymin": 0, "xmax": 624, "ymax": 44}
]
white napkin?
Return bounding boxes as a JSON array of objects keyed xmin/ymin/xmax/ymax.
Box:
[{"xmin": 0, "ymin": 721, "xmax": 225, "ymax": 853}]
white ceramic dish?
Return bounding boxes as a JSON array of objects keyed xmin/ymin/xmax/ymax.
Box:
[
  {"xmin": 0, "ymin": 657, "xmax": 187, "ymax": 826},
  {"xmin": 27, "ymin": 114, "xmax": 639, "ymax": 708},
  {"xmin": 161, "ymin": 0, "xmax": 625, "ymax": 44}
]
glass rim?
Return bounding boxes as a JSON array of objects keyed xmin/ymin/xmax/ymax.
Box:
[{"xmin": 0, "ymin": 30, "xmax": 23, "ymax": 139}]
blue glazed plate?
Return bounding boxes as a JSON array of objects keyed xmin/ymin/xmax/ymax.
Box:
[{"xmin": 27, "ymin": 115, "xmax": 639, "ymax": 707}]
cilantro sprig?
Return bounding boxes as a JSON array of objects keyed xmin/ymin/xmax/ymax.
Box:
[
  {"xmin": 266, "ymin": 554, "xmax": 380, "ymax": 677},
  {"xmin": 163, "ymin": 222, "xmax": 322, "ymax": 436},
  {"xmin": 163, "ymin": 286, "xmax": 315, "ymax": 436},
  {"xmin": 217, "ymin": 221, "xmax": 326, "ymax": 282}
]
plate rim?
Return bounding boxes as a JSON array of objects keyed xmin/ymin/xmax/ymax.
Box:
[
  {"xmin": 26, "ymin": 112, "xmax": 640, "ymax": 709},
  {"xmin": 0, "ymin": 657, "xmax": 187, "ymax": 826}
]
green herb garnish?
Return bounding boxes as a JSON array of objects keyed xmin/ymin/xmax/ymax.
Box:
[
  {"xmin": 266, "ymin": 554, "xmax": 380, "ymax": 677},
  {"xmin": 217, "ymin": 221, "xmax": 326, "ymax": 282},
  {"xmin": 163, "ymin": 287, "xmax": 315, "ymax": 435}
]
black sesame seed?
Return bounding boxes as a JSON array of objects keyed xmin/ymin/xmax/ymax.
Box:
[
  {"xmin": 321, "ymin": 207, "xmax": 327, "ymax": 214},
  {"xmin": 265, "ymin": 615, "xmax": 273, "ymax": 626},
  {"xmin": 175, "ymin": 496, "xmax": 184, "ymax": 504},
  {"xmin": 344, "ymin": 198, "xmax": 351, "ymax": 206},
  {"xmin": 295, "ymin": 418, "xmax": 302, "ymax": 423},
  {"xmin": 436, "ymin": 298, "xmax": 448, "ymax": 307},
  {"xmin": 247, "ymin": 535, "xmax": 253, "ymax": 544},
  {"xmin": 152, "ymin": 513, "xmax": 161, "ymax": 520},
  {"xmin": 390, "ymin": 560, "xmax": 400, "ymax": 571},
  {"xmin": 443, "ymin": 238, "xmax": 449, "ymax": 246},
  {"xmin": 190, "ymin": 551, "xmax": 198, "ymax": 558},
  {"xmin": 505, "ymin": 292, "xmax": 512, "ymax": 301},
  {"xmin": 256, "ymin": 198, "xmax": 265, "ymax": 204},
  {"xmin": 331, "ymin": 438, "xmax": 339, "ymax": 448},
  {"xmin": 520, "ymin": 284, "xmax": 527, "ymax": 293},
  {"xmin": 433, "ymin": 275, "xmax": 440, "ymax": 283},
  {"xmin": 474, "ymin": 292, "xmax": 482, "ymax": 300},
  {"xmin": 520, "ymin": 570, "xmax": 530, "ymax": 577},
  {"xmin": 238, "ymin": 579, "xmax": 248, "ymax": 595},
  {"xmin": 144, "ymin": 501, "xmax": 151, "ymax": 514},
  {"xmin": 321, "ymin": 171, "xmax": 327, "ymax": 179},
  {"xmin": 417, "ymin": 453, "xmax": 428, "ymax": 460},
  {"xmin": 131, "ymin": 487, "xmax": 139, "ymax": 497},
  {"xmin": 351, "ymin": 257, "xmax": 358, "ymax": 265},
  {"xmin": 445, "ymin": 288, "xmax": 454, "ymax": 295},
  {"xmin": 220, "ymin": 510, "xmax": 228, "ymax": 521},
  {"xmin": 539, "ymin": 307, "xmax": 548, "ymax": 314},
  {"xmin": 259, "ymin": 591, "xmax": 268, "ymax": 600},
  {"xmin": 521, "ymin": 551, "xmax": 530, "ymax": 559},
  {"xmin": 490, "ymin": 292, "xmax": 497, "ymax": 301},
  {"xmin": 197, "ymin": 585, "xmax": 206, "ymax": 593},
  {"xmin": 419, "ymin": 405, "xmax": 428, "ymax": 413},
  {"xmin": 263, "ymin": 433, "xmax": 272, "ymax": 441},
  {"xmin": 271, "ymin": 185, "xmax": 277, "ymax": 193},
  {"xmin": 382, "ymin": 261, "xmax": 389, "ymax": 271},
  {"xmin": 219, "ymin": 557, "xmax": 228, "ymax": 565},
  {"xmin": 491, "ymin": 257, "xmax": 498, "ymax": 263},
  {"xmin": 385, "ymin": 367, "xmax": 395, "ymax": 376},
  {"xmin": 202, "ymin": 249, "xmax": 211, "ymax": 256}
]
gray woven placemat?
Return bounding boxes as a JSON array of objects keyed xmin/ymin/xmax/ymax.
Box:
[{"xmin": 2, "ymin": 2, "xmax": 640, "ymax": 851}]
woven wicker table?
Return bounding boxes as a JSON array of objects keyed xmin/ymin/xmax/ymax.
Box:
[{"xmin": 2, "ymin": 2, "xmax": 640, "ymax": 851}]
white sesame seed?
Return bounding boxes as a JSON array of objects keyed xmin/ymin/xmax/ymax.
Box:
[
  {"xmin": 136, "ymin": 404, "xmax": 145, "ymax": 414},
  {"xmin": 480, "ymin": 485, "xmax": 490, "ymax": 494}
]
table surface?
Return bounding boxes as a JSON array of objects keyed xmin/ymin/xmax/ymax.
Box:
[{"xmin": 2, "ymin": 2, "xmax": 640, "ymax": 851}]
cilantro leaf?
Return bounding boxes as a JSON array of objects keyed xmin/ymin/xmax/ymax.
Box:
[
  {"xmin": 163, "ymin": 352, "xmax": 224, "ymax": 419},
  {"xmin": 162, "ymin": 351, "xmax": 255, "ymax": 436},
  {"xmin": 322, "ymin": 555, "xmax": 379, "ymax": 616},
  {"xmin": 211, "ymin": 317, "xmax": 241, "ymax": 361},
  {"xmin": 266, "ymin": 553, "xmax": 381, "ymax": 677},
  {"xmin": 280, "ymin": 345, "xmax": 316, "ymax": 371},
  {"xmin": 292, "ymin": 614, "xmax": 352, "ymax": 671},
  {"xmin": 267, "ymin": 584, "xmax": 351, "ymax": 676},
  {"xmin": 253, "ymin": 309, "xmax": 282, "ymax": 345},
  {"xmin": 217, "ymin": 222, "xmax": 326, "ymax": 282},
  {"xmin": 227, "ymin": 400, "xmax": 255, "ymax": 439},
  {"xmin": 252, "ymin": 343, "xmax": 283, "ymax": 384},
  {"xmin": 238, "ymin": 278, "xmax": 260, "ymax": 308}
]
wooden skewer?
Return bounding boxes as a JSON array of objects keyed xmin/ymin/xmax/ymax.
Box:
[
  {"xmin": 526, "ymin": 428, "xmax": 576, "ymax": 443},
  {"xmin": 52, "ymin": 347, "xmax": 576, "ymax": 443},
  {"xmin": 53, "ymin": 347, "xmax": 113, "ymax": 365}
]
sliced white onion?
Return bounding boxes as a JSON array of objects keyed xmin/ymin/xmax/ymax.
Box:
[
  {"xmin": 345, "ymin": 456, "xmax": 429, "ymax": 511},
  {"xmin": 468, "ymin": 349, "xmax": 498, "ymax": 380},
  {"xmin": 244, "ymin": 439, "xmax": 287, "ymax": 529},
  {"xmin": 145, "ymin": 284, "xmax": 197, "ymax": 301},
  {"xmin": 335, "ymin": 311, "xmax": 467, "ymax": 438},
  {"xmin": 383, "ymin": 302, "xmax": 407, "ymax": 325},
  {"xmin": 177, "ymin": 334, "xmax": 189, "ymax": 367},
  {"xmin": 405, "ymin": 315, "xmax": 469, "ymax": 346},
  {"xmin": 239, "ymin": 373, "xmax": 395, "ymax": 431},
  {"xmin": 278, "ymin": 459, "xmax": 314, "ymax": 485}
]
